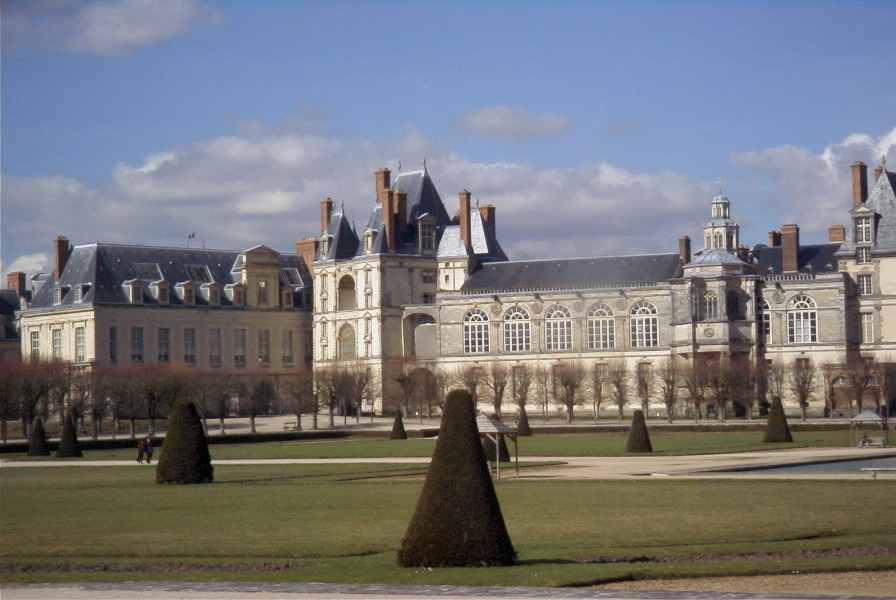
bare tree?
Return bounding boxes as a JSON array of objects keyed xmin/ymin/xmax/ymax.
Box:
[
  {"xmin": 433, "ymin": 368, "xmax": 450, "ymax": 412},
  {"xmin": 456, "ymin": 364, "xmax": 485, "ymax": 408},
  {"xmin": 343, "ymin": 363, "xmax": 373, "ymax": 424},
  {"xmin": 589, "ymin": 363, "xmax": 607, "ymax": 423},
  {"xmin": 730, "ymin": 362, "xmax": 757, "ymax": 420},
  {"xmin": 766, "ymin": 361, "xmax": 787, "ymax": 409},
  {"xmin": 512, "ymin": 363, "xmax": 535, "ymax": 421},
  {"xmin": 283, "ymin": 369, "xmax": 315, "ymax": 431},
  {"xmin": 315, "ymin": 366, "xmax": 339, "ymax": 427},
  {"xmin": 555, "ymin": 361, "xmax": 586, "ymax": 423},
  {"xmin": 636, "ymin": 362, "xmax": 655, "ymax": 417},
  {"xmin": 392, "ymin": 369, "xmax": 416, "ymax": 418},
  {"xmin": 845, "ymin": 356, "xmax": 876, "ymax": 414},
  {"xmin": 657, "ymin": 358, "xmax": 679, "ymax": 423},
  {"xmin": 789, "ymin": 358, "xmax": 817, "ymax": 421},
  {"xmin": 682, "ymin": 363, "xmax": 707, "ymax": 423},
  {"xmin": 533, "ymin": 364, "xmax": 551, "ymax": 421},
  {"xmin": 482, "ymin": 362, "xmax": 510, "ymax": 418},
  {"xmin": 0, "ymin": 363, "xmax": 20, "ymax": 443},
  {"xmin": 607, "ymin": 360, "xmax": 629, "ymax": 422},
  {"xmin": 17, "ymin": 362, "xmax": 53, "ymax": 439},
  {"xmin": 705, "ymin": 360, "xmax": 733, "ymax": 422},
  {"xmin": 246, "ymin": 375, "xmax": 275, "ymax": 433}
]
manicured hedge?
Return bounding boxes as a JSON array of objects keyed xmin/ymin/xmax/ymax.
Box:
[
  {"xmin": 55, "ymin": 414, "xmax": 82, "ymax": 458},
  {"xmin": 624, "ymin": 409, "xmax": 653, "ymax": 453},
  {"xmin": 390, "ymin": 413, "xmax": 408, "ymax": 440},
  {"xmin": 763, "ymin": 397, "xmax": 794, "ymax": 443},
  {"xmin": 27, "ymin": 417, "xmax": 50, "ymax": 457},
  {"xmin": 156, "ymin": 401, "xmax": 213, "ymax": 484}
]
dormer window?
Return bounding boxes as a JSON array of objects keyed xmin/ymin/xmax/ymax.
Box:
[
  {"xmin": 226, "ymin": 283, "xmax": 246, "ymax": 307},
  {"xmin": 363, "ymin": 230, "xmax": 375, "ymax": 254},
  {"xmin": 203, "ymin": 284, "xmax": 220, "ymax": 306},
  {"xmin": 73, "ymin": 285, "xmax": 84, "ymax": 303},
  {"xmin": 54, "ymin": 287, "xmax": 67, "ymax": 305},
  {"xmin": 419, "ymin": 217, "xmax": 436, "ymax": 254},
  {"xmin": 150, "ymin": 281, "xmax": 169, "ymax": 304},
  {"xmin": 176, "ymin": 282, "xmax": 195, "ymax": 305},
  {"xmin": 124, "ymin": 280, "xmax": 143, "ymax": 304},
  {"xmin": 855, "ymin": 216, "xmax": 873, "ymax": 245},
  {"xmin": 320, "ymin": 234, "xmax": 332, "ymax": 256}
]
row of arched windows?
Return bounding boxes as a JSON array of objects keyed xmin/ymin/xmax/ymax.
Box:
[
  {"xmin": 463, "ymin": 302, "xmax": 660, "ymax": 354},
  {"xmin": 758, "ymin": 294, "xmax": 818, "ymax": 344}
]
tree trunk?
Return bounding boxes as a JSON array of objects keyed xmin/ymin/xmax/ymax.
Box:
[
  {"xmin": 149, "ymin": 416, "xmax": 156, "ymax": 435},
  {"xmin": 593, "ymin": 401, "xmax": 599, "ymax": 423},
  {"xmin": 111, "ymin": 416, "xmax": 118, "ymax": 440},
  {"xmin": 219, "ymin": 416, "xmax": 226, "ymax": 435},
  {"xmin": 22, "ymin": 415, "xmax": 30, "ymax": 440},
  {"xmin": 249, "ymin": 414, "xmax": 256, "ymax": 434},
  {"xmin": 566, "ymin": 404, "xmax": 574, "ymax": 424},
  {"xmin": 718, "ymin": 402, "xmax": 726, "ymax": 423},
  {"xmin": 328, "ymin": 403, "xmax": 335, "ymax": 428},
  {"xmin": 312, "ymin": 408, "xmax": 318, "ymax": 429},
  {"xmin": 641, "ymin": 399, "xmax": 649, "ymax": 416},
  {"xmin": 617, "ymin": 404, "xmax": 623, "ymax": 423},
  {"xmin": 666, "ymin": 402, "xmax": 674, "ymax": 423},
  {"xmin": 295, "ymin": 412, "xmax": 303, "ymax": 431},
  {"xmin": 801, "ymin": 404, "xmax": 808, "ymax": 422},
  {"xmin": 129, "ymin": 418, "xmax": 136, "ymax": 438},
  {"xmin": 1, "ymin": 419, "xmax": 6, "ymax": 444},
  {"xmin": 92, "ymin": 418, "xmax": 99, "ymax": 440}
]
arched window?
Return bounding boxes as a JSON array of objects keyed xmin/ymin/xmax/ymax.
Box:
[
  {"xmin": 630, "ymin": 301, "xmax": 659, "ymax": 348},
  {"xmin": 703, "ymin": 291, "xmax": 719, "ymax": 321},
  {"xmin": 256, "ymin": 280, "xmax": 267, "ymax": 306},
  {"xmin": 337, "ymin": 323, "xmax": 356, "ymax": 360},
  {"xmin": 787, "ymin": 295, "xmax": 817, "ymax": 344},
  {"xmin": 463, "ymin": 309, "xmax": 490, "ymax": 354},
  {"xmin": 587, "ymin": 303, "xmax": 615, "ymax": 350},
  {"xmin": 337, "ymin": 275, "xmax": 356, "ymax": 310},
  {"xmin": 713, "ymin": 232, "xmax": 723, "ymax": 249},
  {"xmin": 502, "ymin": 306, "xmax": 530, "ymax": 353},
  {"xmin": 759, "ymin": 298, "xmax": 771, "ymax": 342},
  {"xmin": 545, "ymin": 305, "xmax": 572, "ymax": 352}
]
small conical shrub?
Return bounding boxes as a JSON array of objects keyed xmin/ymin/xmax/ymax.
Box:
[
  {"xmin": 28, "ymin": 417, "xmax": 50, "ymax": 456},
  {"xmin": 390, "ymin": 412, "xmax": 408, "ymax": 440},
  {"xmin": 55, "ymin": 413, "xmax": 82, "ymax": 458},
  {"xmin": 624, "ymin": 409, "xmax": 653, "ymax": 453},
  {"xmin": 517, "ymin": 409, "xmax": 532, "ymax": 436},
  {"xmin": 398, "ymin": 389, "xmax": 516, "ymax": 567},
  {"xmin": 482, "ymin": 434, "xmax": 511, "ymax": 462},
  {"xmin": 763, "ymin": 396, "xmax": 793, "ymax": 443},
  {"xmin": 156, "ymin": 401, "xmax": 213, "ymax": 484}
]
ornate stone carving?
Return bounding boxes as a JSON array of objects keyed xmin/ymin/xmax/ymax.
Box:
[
  {"xmin": 703, "ymin": 327, "xmax": 715, "ymax": 338},
  {"xmin": 490, "ymin": 303, "xmax": 502, "ymax": 317},
  {"xmin": 532, "ymin": 302, "xmax": 543, "ymax": 315},
  {"xmin": 773, "ymin": 291, "xmax": 784, "ymax": 305},
  {"xmin": 572, "ymin": 300, "xmax": 584, "ymax": 312},
  {"xmin": 615, "ymin": 300, "xmax": 627, "ymax": 311}
]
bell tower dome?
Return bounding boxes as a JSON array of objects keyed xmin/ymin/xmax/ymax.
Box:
[{"xmin": 703, "ymin": 193, "xmax": 740, "ymax": 251}]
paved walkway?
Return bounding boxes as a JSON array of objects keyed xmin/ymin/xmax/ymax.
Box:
[
  {"xmin": 3, "ymin": 448, "xmax": 893, "ymax": 479},
  {"xmin": 3, "ymin": 581, "xmax": 893, "ymax": 600}
]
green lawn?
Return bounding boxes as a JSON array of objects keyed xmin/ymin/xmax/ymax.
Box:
[
  {"xmin": 2, "ymin": 429, "xmax": 853, "ymax": 462},
  {"xmin": 2, "ymin": 464, "xmax": 894, "ymax": 586}
]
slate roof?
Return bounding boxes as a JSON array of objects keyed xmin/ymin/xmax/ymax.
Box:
[
  {"xmin": 0, "ymin": 290, "xmax": 21, "ymax": 317},
  {"xmin": 27, "ymin": 242, "xmax": 311, "ymax": 312},
  {"xmin": 460, "ymin": 253, "xmax": 682, "ymax": 294},
  {"xmin": 437, "ymin": 209, "xmax": 507, "ymax": 261},
  {"xmin": 837, "ymin": 168, "xmax": 896, "ymax": 256},
  {"xmin": 751, "ymin": 243, "xmax": 841, "ymax": 275},
  {"xmin": 320, "ymin": 211, "xmax": 360, "ymax": 260},
  {"xmin": 688, "ymin": 248, "xmax": 750, "ymax": 268}
]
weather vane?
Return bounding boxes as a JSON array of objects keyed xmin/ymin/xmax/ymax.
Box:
[{"xmin": 715, "ymin": 177, "xmax": 725, "ymax": 195}]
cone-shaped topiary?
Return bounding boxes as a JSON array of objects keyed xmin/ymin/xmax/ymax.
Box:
[
  {"xmin": 624, "ymin": 409, "xmax": 653, "ymax": 453},
  {"xmin": 763, "ymin": 396, "xmax": 793, "ymax": 443},
  {"xmin": 517, "ymin": 409, "xmax": 532, "ymax": 437},
  {"xmin": 55, "ymin": 413, "xmax": 82, "ymax": 458},
  {"xmin": 28, "ymin": 417, "xmax": 50, "ymax": 456},
  {"xmin": 482, "ymin": 434, "xmax": 511, "ymax": 462},
  {"xmin": 156, "ymin": 401, "xmax": 213, "ymax": 484},
  {"xmin": 398, "ymin": 389, "xmax": 516, "ymax": 567},
  {"xmin": 390, "ymin": 412, "xmax": 408, "ymax": 440}
]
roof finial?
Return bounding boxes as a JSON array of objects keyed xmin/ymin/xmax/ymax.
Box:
[
  {"xmin": 340, "ymin": 199, "xmax": 345, "ymax": 213},
  {"xmin": 883, "ymin": 154, "xmax": 888, "ymax": 170},
  {"xmin": 423, "ymin": 157, "xmax": 427, "ymax": 172},
  {"xmin": 397, "ymin": 160, "xmax": 402, "ymax": 172}
]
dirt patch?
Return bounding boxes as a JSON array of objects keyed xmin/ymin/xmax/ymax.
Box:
[{"xmin": 579, "ymin": 546, "xmax": 896, "ymax": 564}]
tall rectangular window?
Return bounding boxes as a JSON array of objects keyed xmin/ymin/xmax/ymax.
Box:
[
  {"xmin": 109, "ymin": 326, "xmax": 118, "ymax": 364},
  {"xmin": 30, "ymin": 331, "xmax": 40, "ymax": 362},
  {"xmin": 257, "ymin": 280, "xmax": 268, "ymax": 306},
  {"xmin": 282, "ymin": 330, "xmax": 294, "ymax": 365},
  {"xmin": 258, "ymin": 329, "xmax": 271, "ymax": 364},
  {"xmin": 158, "ymin": 328, "xmax": 170, "ymax": 362},
  {"xmin": 52, "ymin": 329, "xmax": 62, "ymax": 360},
  {"xmin": 857, "ymin": 273, "xmax": 873, "ymax": 296},
  {"xmin": 209, "ymin": 328, "xmax": 222, "ymax": 367},
  {"xmin": 130, "ymin": 327, "xmax": 144, "ymax": 363},
  {"xmin": 860, "ymin": 313, "xmax": 874, "ymax": 344},
  {"xmin": 856, "ymin": 217, "xmax": 872, "ymax": 244},
  {"xmin": 857, "ymin": 247, "xmax": 872, "ymax": 264},
  {"xmin": 234, "ymin": 328, "xmax": 247, "ymax": 368},
  {"xmin": 184, "ymin": 328, "xmax": 197, "ymax": 365},
  {"xmin": 75, "ymin": 327, "xmax": 85, "ymax": 362}
]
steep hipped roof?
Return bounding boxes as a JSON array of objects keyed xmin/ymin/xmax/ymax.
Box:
[
  {"xmin": 437, "ymin": 208, "xmax": 507, "ymax": 261},
  {"xmin": 751, "ymin": 243, "xmax": 841, "ymax": 275},
  {"xmin": 320, "ymin": 211, "xmax": 360, "ymax": 260},
  {"xmin": 393, "ymin": 170, "xmax": 451, "ymax": 228},
  {"xmin": 837, "ymin": 168, "xmax": 896, "ymax": 256},
  {"xmin": 460, "ymin": 253, "xmax": 682, "ymax": 294},
  {"xmin": 27, "ymin": 243, "xmax": 311, "ymax": 312}
]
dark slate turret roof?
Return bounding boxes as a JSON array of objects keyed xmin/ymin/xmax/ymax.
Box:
[
  {"xmin": 751, "ymin": 243, "xmax": 840, "ymax": 275},
  {"xmin": 836, "ymin": 168, "xmax": 896, "ymax": 256},
  {"xmin": 27, "ymin": 243, "xmax": 311, "ymax": 312},
  {"xmin": 320, "ymin": 211, "xmax": 360, "ymax": 260},
  {"xmin": 460, "ymin": 253, "xmax": 682, "ymax": 294}
]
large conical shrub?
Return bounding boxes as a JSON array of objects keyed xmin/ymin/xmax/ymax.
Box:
[
  {"xmin": 390, "ymin": 412, "xmax": 408, "ymax": 440},
  {"xmin": 28, "ymin": 417, "xmax": 50, "ymax": 456},
  {"xmin": 763, "ymin": 396, "xmax": 793, "ymax": 443},
  {"xmin": 624, "ymin": 409, "xmax": 653, "ymax": 453},
  {"xmin": 398, "ymin": 389, "xmax": 516, "ymax": 567},
  {"xmin": 156, "ymin": 401, "xmax": 213, "ymax": 484},
  {"xmin": 482, "ymin": 434, "xmax": 511, "ymax": 462},
  {"xmin": 55, "ymin": 413, "xmax": 82, "ymax": 458},
  {"xmin": 517, "ymin": 409, "xmax": 532, "ymax": 437}
]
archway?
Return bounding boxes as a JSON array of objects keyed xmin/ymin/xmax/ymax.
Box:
[
  {"xmin": 337, "ymin": 323, "xmax": 356, "ymax": 360},
  {"xmin": 403, "ymin": 313, "xmax": 436, "ymax": 357},
  {"xmin": 337, "ymin": 275, "xmax": 356, "ymax": 310}
]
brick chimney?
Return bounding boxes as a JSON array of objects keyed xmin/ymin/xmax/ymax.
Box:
[
  {"xmin": 677, "ymin": 235, "xmax": 691, "ymax": 264},
  {"xmin": 394, "ymin": 189, "xmax": 407, "ymax": 230},
  {"xmin": 295, "ymin": 238, "xmax": 319, "ymax": 268},
  {"xmin": 382, "ymin": 189, "xmax": 396, "ymax": 252},
  {"xmin": 6, "ymin": 272, "xmax": 26, "ymax": 297},
  {"xmin": 851, "ymin": 161, "xmax": 868, "ymax": 208},
  {"xmin": 781, "ymin": 224, "xmax": 800, "ymax": 272},
  {"xmin": 479, "ymin": 204, "xmax": 496, "ymax": 239},
  {"xmin": 767, "ymin": 230, "xmax": 782, "ymax": 247},
  {"xmin": 874, "ymin": 164, "xmax": 884, "ymax": 183},
  {"xmin": 827, "ymin": 224, "xmax": 846, "ymax": 243},
  {"xmin": 320, "ymin": 196, "xmax": 334, "ymax": 232},
  {"xmin": 375, "ymin": 168, "xmax": 390, "ymax": 204},
  {"xmin": 459, "ymin": 190, "xmax": 472, "ymax": 253},
  {"xmin": 53, "ymin": 235, "xmax": 71, "ymax": 281}
]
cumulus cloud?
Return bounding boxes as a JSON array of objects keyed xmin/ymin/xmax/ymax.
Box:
[
  {"xmin": 457, "ymin": 106, "xmax": 571, "ymax": 139},
  {"xmin": 0, "ymin": 253, "xmax": 50, "ymax": 279},
  {"xmin": 732, "ymin": 126, "xmax": 896, "ymax": 232},
  {"xmin": 2, "ymin": 0, "xmax": 211, "ymax": 55}
]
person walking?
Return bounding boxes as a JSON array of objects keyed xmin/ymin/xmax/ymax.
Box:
[
  {"xmin": 143, "ymin": 434, "xmax": 154, "ymax": 464},
  {"xmin": 136, "ymin": 438, "xmax": 145, "ymax": 464}
]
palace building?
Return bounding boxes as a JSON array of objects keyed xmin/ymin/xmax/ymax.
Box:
[{"xmin": 10, "ymin": 159, "xmax": 896, "ymax": 417}]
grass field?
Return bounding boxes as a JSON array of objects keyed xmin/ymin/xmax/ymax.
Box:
[
  {"xmin": 2, "ymin": 464, "xmax": 894, "ymax": 586},
  {"xmin": 2, "ymin": 429, "xmax": 853, "ymax": 462}
]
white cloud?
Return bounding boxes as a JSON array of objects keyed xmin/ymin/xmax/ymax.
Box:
[
  {"xmin": 457, "ymin": 106, "xmax": 571, "ymax": 139},
  {"xmin": 2, "ymin": 0, "xmax": 211, "ymax": 55},
  {"xmin": 1, "ymin": 253, "xmax": 50, "ymax": 279},
  {"xmin": 732, "ymin": 126, "xmax": 896, "ymax": 232}
]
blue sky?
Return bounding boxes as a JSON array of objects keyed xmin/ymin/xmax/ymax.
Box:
[{"xmin": 2, "ymin": 0, "xmax": 895, "ymax": 276}]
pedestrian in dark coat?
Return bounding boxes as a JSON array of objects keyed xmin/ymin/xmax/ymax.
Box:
[
  {"xmin": 136, "ymin": 438, "xmax": 145, "ymax": 464},
  {"xmin": 143, "ymin": 435, "xmax": 154, "ymax": 464}
]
